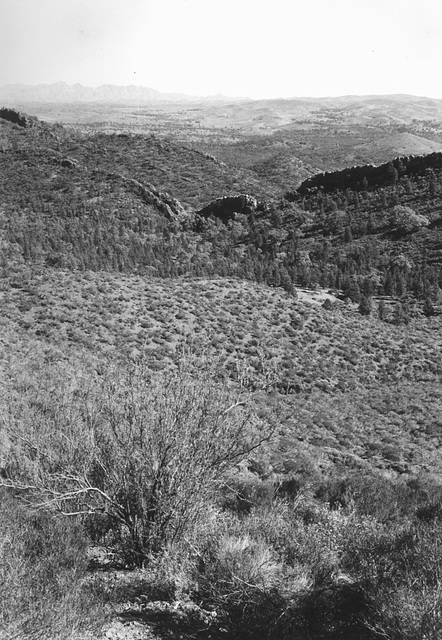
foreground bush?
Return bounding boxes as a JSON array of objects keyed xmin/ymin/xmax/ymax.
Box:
[
  {"xmin": 188, "ymin": 502, "xmax": 364, "ymax": 639},
  {"xmin": 343, "ymin": 517, "xmax": 442, "ymax": 640},
  {"xmin": 0, "ymin": 491, "xmax": 104, "ymax": 640},
  {"xmin": 187, "ymin": 485, "xmax": 442, "ymax": 640},
  {"xmin": 1, "ymin": 355, "xmax": 274, "ymax": 566},
  {"xmin": 2, "ymin": 350, "xmax": 441, "ymax": 639}
]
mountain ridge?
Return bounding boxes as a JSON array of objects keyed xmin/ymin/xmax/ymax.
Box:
[
  {"xmin": 0, "ymin": 81, "xmax": 245, "ymax": 104},
  {"xmin": 3, "ymin": 83, "xmax": 442, "ymax": 110}
]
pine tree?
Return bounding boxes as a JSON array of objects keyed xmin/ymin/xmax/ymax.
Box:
[
  {"xmin": 386, "ymin": 162, "xmax": 399, "ymax": 186},
  {"xmin": 280, "ymin": 267, "xmax": 296, "ymax": 296},
  {"xmin": 423, "ymin": 297, "xmax": 435, "ymax": 317},
  {"xmin": 401, "ymin": 300, "xmax": 410, "ymax": 324},
  {"xmin": 345, "ymin": 279, "xmax": 361, "ymax": 303},
  {"xmin": 359, "ymin": 295, "xmax": 372, "ymax": 315},
  {"xmin": 378, "ymin": 299, "xmax": 388, "ymax": 321},
  {"xmin": 343, "ymin": 226, "xmax": 353, "ymax": 243},
  {"xmin": 392, "ymin": 302, "xmax": 409, "ymax": 325},
  {"xmin": 384, "ymin": 272, "xmax": 396, "ymax": 297},
  {"xmin": 361, "ymin": 276, "xmax": 376, "ymax": 297},
  {"xmin": 405, "ymin": 178, "xmax": 414, "ymax": 195}
]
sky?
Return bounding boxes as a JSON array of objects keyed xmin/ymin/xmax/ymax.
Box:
[{"xmin": 2, "ymin": 0, "xmax": 442, "ymax": 99}]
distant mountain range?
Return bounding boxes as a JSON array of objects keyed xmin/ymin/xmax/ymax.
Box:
[
  {"xmin": 4, "ymin": 84, "xmax": 442, "ymax": 113},
  {"xmin": 0, "ymin": 81, "xmax": 240, "ymax": 104}
]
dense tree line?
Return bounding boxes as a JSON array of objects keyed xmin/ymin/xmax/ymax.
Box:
[{"xmin": 292, "ymin": 152, "xmax": 442, "ymax": 195}]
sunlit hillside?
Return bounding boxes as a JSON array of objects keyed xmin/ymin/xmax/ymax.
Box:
[{"xmin": 0, "ymin": 108, "xmax": 441, "ymax": 640}]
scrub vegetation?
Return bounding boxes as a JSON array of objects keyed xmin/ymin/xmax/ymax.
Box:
[{"xmin": 0, "ymin": 106, "xmax": 441, "ymax": 640}]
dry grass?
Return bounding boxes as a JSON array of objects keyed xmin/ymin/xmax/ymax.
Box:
[
  {"xmin": 1, "ymin": 270, "xmax": 442, "ymax": 478},
  {"xmin": 0, "ymin": 492, "xmax": 107, "ymax": 640}
]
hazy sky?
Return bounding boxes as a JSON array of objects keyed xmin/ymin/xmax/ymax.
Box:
[{"xmin": 2, "ymin": 0, "xmax": 442, "ymax": 99}]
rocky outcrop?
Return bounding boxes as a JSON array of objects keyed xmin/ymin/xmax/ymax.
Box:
[
  {"xmin": 112, "ymin": 174, "xmax": 187, "ymax": 221},
  {"xmin": 197, "ymin": 194, "xmax": 258, "ymax": 223},
  {"xmin": 0, "ymin": 107, "xmax": 38, "ymax": 128}
]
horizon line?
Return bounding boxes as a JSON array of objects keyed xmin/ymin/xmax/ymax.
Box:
[{"xmin": 0, "ymin": 81, "xmax": 441, "ymax": 103}]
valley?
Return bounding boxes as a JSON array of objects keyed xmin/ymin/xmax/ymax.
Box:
[
  {"xmin": 0, "ymin": 93, "xmax": 441, "ymax": 640},
  {"xmin": 6, "ymin": 92, "xmax": 442, "ymax": 189}
]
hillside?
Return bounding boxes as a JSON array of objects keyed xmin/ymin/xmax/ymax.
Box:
[
  {"xmin": 8, "ymin": 91, "xmax": 442, "ymax": 191},
  {"xmin": 1, "ymin": 108, "xmax": 442, "ymax": 640},
  {"xmin": 5, "ymin": 85, "xmax": 442, "ymax": 123},
  {"xmin": 356, "ymin": 132, "xmax": 442, "ymax": 160},
  {"xmin": 2, "ymin": 267, "xmax": 442, "ymax": 477},
  {"xmin": 0, "ymin": 108, "xmax": 278, "ymax": 210},
  {"xmin": 1, "ymin": 107, "xmax": 442, "ymax": 475},
  {"xmin": 2, "ymin": 108, "xmax": 442, "ymax": 309}
]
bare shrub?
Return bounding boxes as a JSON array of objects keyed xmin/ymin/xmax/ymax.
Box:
[{"xmin": 1, "ymin": 355, "xmax": 275, "ymax": 566}]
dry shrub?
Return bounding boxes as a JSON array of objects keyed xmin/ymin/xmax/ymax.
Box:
[
  {"xmin": 194, "ymin": 531, "xmax": 296, "ymax": 639},
  {"xmin": 343, "ymin": 518, "xmax": 442, "ymax": 640},
  {"xmin": 1, "ymin": 354, "xmax": 275, "ymax": 566},
  {"xmin": 0, "ymin": 491, "xmax": 105, "ymax": 640},
  {"xmin": 191, "ymin": 500, "xmax": 366, "ymax": 639},
  {"xmin": 220, "ymin": 468, "xmax": 275, "ymax": 514}
]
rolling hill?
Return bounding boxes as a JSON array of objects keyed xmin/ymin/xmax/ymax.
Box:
[
  {"xmin": 7, "ymin": 89, "xmax": 442, "ymax": 204},
  {"xmin": 2, "ymin": 267, "xmax": 442, "ymax": 478},
  {"xmin": 355, "ymin": 131, "xmax": 442, "ymax": 160},
  {"xmin": 1, "ymin": 106, "xmax": 442, "ymax": 640},
  {"xmin": 1, "ymin": 107, "xmax": 442, "ymax": 478}
]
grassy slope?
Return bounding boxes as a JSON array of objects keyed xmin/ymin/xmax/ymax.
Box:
[
  {"xmin": 0, "ymin": 116, "xmax": 278, "ymax": 209},
  {"xmin": 0, "ymin": 110, "xmax": 441, "ymax": 483},
  {"xmin": 2, "ymin": 269, "xmax": 441, "ymax": 478}
]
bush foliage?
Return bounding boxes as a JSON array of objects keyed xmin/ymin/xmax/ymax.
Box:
[
  {"xmin": 2, "ymin": 354, "xmax": 275, "ymax": 566},
  {"xmin": 1, "ymin": 352, "xmax": 442, "ymax": 639},
  {"xmin": 0, "ymin": 491, "xmax": 105, "ymax": 640}
]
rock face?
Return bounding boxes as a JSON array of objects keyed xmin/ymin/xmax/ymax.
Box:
[
  {"xmin": 0, "ymin": 108, "xmax": 37, "ymax": 128},
  {"xmin": 113, "ymin": 174, "xmax": 187, "ymax": 221},
  {"xmin": 197, "ymin": 194, "xmax": 258, "ymax": 223}
]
